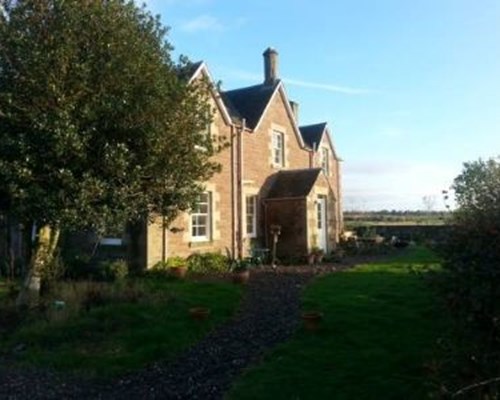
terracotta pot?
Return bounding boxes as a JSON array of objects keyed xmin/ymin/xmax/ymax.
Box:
[
  {"xmin": 170, "ymin": 266, "xmax": 188, "ymax": 279},
  {"xmin": 189, "ymin": 307, "xmax": 210, "ymax": 321},
  {"xmin": 232, "ymin": 269, "xmax": 250, "ymax": 284},
  {"xmin": 302, "ymin": 311, "xmax": 323, "ymax": 332}
]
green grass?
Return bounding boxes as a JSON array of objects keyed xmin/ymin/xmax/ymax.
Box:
[
  {"xmin": 228, "ymin": 247, "xmax": 449, "ymax": 400},
  {"xmin": 3, "ymin": 278, "xmax": 241, "ymax": 378}
]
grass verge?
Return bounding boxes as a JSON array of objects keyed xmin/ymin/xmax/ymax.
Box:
[
  {"xmin": 2, "ymin": 277, "xmax": 241, "ymax": 378},
  {"xmin": 228, "ymin": 247, "xmax": 449, "ymax": 400}
]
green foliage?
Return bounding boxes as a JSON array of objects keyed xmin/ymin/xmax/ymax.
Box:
[
  {"xmin": 97, "ymin": 259, "xmax": 128, "ymax": 282},
  {"xmin": 2, "ymin": 278, "xmax": 241, "ymax": 377},
  {"xmin": 187, "ymin": 252, "xmax": 230, "ymax": 274},
  {"xmin": 167, "ymin": 256, "xmax": 186, "ymax": 268},
  {"xmin": 0, "ymin": 0, "xmax": 222, "ymax": 233},
  {"xmin": 435, "ymin": 157, "xmax": 500, "ymax": 396}
]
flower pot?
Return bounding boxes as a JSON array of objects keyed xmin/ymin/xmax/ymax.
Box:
[
  {"xmin": 301, "ymin": 311, "xmax": 323, "ymax": 332},
  {"xmin": 170, "ymin": 266, "xmax": 188, "ymax": 279},
  {"xmin": 189, "ymin": 307, "xmax": 210, "ymax": 321},
  {"xmin": 232, "ymin": 269, "xmax": 250, "ymax": 284},
  {"xmin": 307, "ymin": 254, "xmax": 316, "ymax": 265}
]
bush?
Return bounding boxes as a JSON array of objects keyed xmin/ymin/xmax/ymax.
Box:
[
  {"xmin": 435, "ymin": 157, "xmax": 500, "ymax": 397},
  {"xmin": 167, "ymin": 256, "xmax": 186, "ymax": 268},
  {"xmin": 187, "ymin": 252, "xmax": 229, "ymax": 274},
  {"xmin": 97, "ymin": 259, "xmax": 129, "ymax": 282}
]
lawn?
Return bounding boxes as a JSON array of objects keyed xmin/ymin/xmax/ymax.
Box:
[
  {"xmin": 228, "ymin": 247, "xmax": 449, "ymax": 400},
  {"xmin": 1, "ymin": 277, "xmax": 241, "ymax": 378}
]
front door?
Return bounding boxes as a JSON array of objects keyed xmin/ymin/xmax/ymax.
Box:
[{"xmin": 316, "ymin": 196, "xmax": 327, "ymax": 251}]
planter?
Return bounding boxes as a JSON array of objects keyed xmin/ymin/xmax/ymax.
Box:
[
  {"xmin": 189, "ymin": 307, "xmax": 210, "ymax": 321},
  {"xmin": 301, "ymin": 311, "xmax": 323, "ymax": 332},
  {"xmin": 170, "ymin": 266, "xmax": 188, "ymax": 279},
  {"xmin": 232, "ymin": 269, "xmax": 250, "ymax": 284},
  {"xmin": 307, "ymin": 254, "xmax": 316, "ymax": 265}
]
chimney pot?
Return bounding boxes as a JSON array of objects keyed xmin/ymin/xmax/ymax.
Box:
[{"xmin": 263, "ymin": 47, "xmax": 279, "ymax": 85}]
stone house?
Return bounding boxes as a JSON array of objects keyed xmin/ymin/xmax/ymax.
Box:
[{"xmin": 136, "ymin": 48, "xmax": 343, "ymax": 268}]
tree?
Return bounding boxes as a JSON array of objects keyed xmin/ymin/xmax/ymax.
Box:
[{"xmin": 0, "ymin": 0, "xmax": 222, "ymax": 305}]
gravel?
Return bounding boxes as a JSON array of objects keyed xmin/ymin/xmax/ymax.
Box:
[{"xmin": 0, "ymin": 264, "xmax": 351, "ymax": 400}]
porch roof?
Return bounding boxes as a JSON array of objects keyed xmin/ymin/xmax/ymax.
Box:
[{"xmin": 266, "ymin": 168, "xmax": 322, "ymax": 199}]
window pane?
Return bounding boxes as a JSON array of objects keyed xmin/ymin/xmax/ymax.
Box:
[{"xmin": 191, "ymin": 192, "xmax": 211, "ymax": 239}]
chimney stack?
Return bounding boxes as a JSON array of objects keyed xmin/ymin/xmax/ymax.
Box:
[
  {"xmin": 289, "ymin": 101, "xmax": 299, "ymax": 123},
  {"xmin": 263, "ymin": 47, "xmax": 279, "ymax": 85}
]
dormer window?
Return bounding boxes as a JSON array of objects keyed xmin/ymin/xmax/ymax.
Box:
[
  {"xmin": 272, "ymin": 131, "xmax": 284, "ymax": 167},
  {"xmin": 321, "ymin": 147, "xmax": 329, "ymax": 175}
]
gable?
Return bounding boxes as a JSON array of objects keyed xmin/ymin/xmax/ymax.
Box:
[
  {"xmin": 256, "ymin": 83, "xmax": 307, "ymax": 149},
  {"xmin": 189, "ymin": 63, "xmax": 233, "ymax": 127}
]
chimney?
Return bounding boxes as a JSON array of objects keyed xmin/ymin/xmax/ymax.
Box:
[
  {"xmin": 263, "ymin": 47, "xmax": 279, "ymax": 85},
  {"xmin": 289, "ymin": 101, "xmax": 299, "ymax": 123}
]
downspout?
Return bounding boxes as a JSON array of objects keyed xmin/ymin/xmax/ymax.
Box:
[
  {"xmin": 230, "ymin": 124, "xmax": 236, "ymax": 258},
  {"xmin": 161, "ymin": 215, "xmax": 166, "ymax": 263},
  {"xmin": 236, "ymin": 119, "xmax": 246, "ymax": 259}
]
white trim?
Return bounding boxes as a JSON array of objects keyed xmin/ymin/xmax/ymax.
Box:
[
  {"xmin": 99, "ymin": 238, "xmax": 123, "ymax": 246},
  {"xmin": 252, "ymin": 82, "xmax": 307, "ymax": 150},
  {"xmin": 245, "ymin": 195, "xmax": 258, "ymax": 238},
  {"xmin": 272, "ymin": 130, "xmax": 285, "ymax": 168},
  {"xmin": 190, "ymin": 192, "xmax": 212, "ymax": 242},
  {"xmin": 188, "ymin": 62, "xmax": 234, "ymax": 126}
]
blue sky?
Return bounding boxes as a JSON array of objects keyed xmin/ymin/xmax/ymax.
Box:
[{"xmin": 142, "ymin": 0, "xmax": 500, "ymax": 210}]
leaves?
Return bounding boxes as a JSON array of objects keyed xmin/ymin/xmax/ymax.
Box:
[{"xmin": 0, "ymin": 0, "xmax": 220, "ymax": 232}]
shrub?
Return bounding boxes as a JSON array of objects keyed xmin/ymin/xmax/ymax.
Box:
[
  {"xmin": 167, "ymin": 256, "xmax": 186, "ymax": 268},
  {"xmin": 187, "ymin": 252, "xmax": 229, "ymax": 274},
  {"xmin": 97, "ymin": 259, "xmax": 129, "ymax": 282},
  {"xmin": 436, "ymin": 157, "xmax": 500, "ymax": 396}
]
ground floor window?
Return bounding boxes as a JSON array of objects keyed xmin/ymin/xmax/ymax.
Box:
[
  {"xmin": 246, "ymin": 195, "xmax": 257, "ymax": 237},
  {"xmin": 191, "ymin": 192, "xmax": 211, "ymax": 241}
]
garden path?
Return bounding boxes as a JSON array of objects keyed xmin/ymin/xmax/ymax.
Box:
[{"xmin": 0, "ymin": 264, "xmax": 350, "ymax": 399}]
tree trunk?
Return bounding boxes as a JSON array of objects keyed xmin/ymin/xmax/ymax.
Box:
[{"xmin": 16, "ymin": 224, "xmax": 60, "ymax": 308}]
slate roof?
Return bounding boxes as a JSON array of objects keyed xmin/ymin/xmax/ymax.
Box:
[
  {"xmin": 177, "ymin": 61, "xmax": 203, "ymax": 81},
  {"xmin": 266, "ymin": 168, "xmax": 322, "ymax": 199},
  {"xmin": 299, "ymin": 123, "xmax": 327, "ymax": 150},
  {"xmin": 221, "ymin": 82, "xmax": 279, "ymax": 129}
]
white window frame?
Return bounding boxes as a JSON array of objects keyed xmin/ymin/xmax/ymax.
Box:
[
  {"xmin": 191, "ymin": 192, "xmax": 212, "ymax": 242},
  {"xmin": 321, "ymin": 147, "xmax": 329, "ymax": 175},
  {"xmin": 272, "ymin": 130, "xmax": 285, "ymax": 167},
  {"xmin": 245, "ymin": 195, "xmax": 257, "ymax": 238}
]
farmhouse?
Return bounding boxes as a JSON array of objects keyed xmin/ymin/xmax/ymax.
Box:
[{"xmin": 134, "ymin": 48, "xmax": 343, "ymax": 268}]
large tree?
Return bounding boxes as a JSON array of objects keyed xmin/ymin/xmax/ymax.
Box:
[{"xmin": 0, "ymin": 0, "xmax": 221, "ymax": 305}]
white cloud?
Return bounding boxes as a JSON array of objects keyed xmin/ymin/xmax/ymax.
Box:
[
  {"xmin": 180, "ymin": 15, "xmax": 224, "ymax": 33},
  {"xmin": 283, "ymin": 77, "xmax": 373, "ymax": 95},
  {"xmin": 342, "ymin": 160, "xmax": 460, "ymax": 210},
  {"xmin": 222, "ymin": 68, "xmax": 372, "ymax": 95}
]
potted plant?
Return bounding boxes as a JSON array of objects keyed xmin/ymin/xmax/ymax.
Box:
[
  {"xmin": 308, "ymin": 247, "xmax": 325, "ymax": 265},
  {"xmin": 189, "ymin": 306, "xmax": 211, "ymax": 321},
  {"xmin": 301, "ymin": 311, "xmax": 323, "ymax": 332},
  {"xmin": 168, "ymin": 256, "xmax": 188, "ymax": 279},
  {"xmin": 231, "ymin": 259, "xmax": 251, "ymax": 284}
]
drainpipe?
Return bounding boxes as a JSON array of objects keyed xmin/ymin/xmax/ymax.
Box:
[
  {"xmin": 161, "ymin": 215, "xmax": 166, "ymax": 263},
  {"xmin": 236, "ymin": 119, "xmax": 246, "ymax": 259},
  {"xmin": 230, "ymin": 125, "xmax": 236, "ymax": 259}
]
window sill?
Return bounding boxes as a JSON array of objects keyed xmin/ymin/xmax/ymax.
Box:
[{"xmin": 189, "ymin": 240, "xmax": 213, "ymax": 248}]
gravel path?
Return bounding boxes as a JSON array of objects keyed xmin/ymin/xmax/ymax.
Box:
[{"xmin": 0, "ymin": 264, "xmax": 350, "ymax": 400}]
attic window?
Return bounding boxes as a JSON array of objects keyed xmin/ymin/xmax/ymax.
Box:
[{"xmin": 272, "ymin": 131, "xmax": 284, "ymax": 167}]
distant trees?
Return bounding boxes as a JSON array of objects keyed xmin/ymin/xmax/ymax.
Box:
[{"xmin": 0, "ymin": 0, "xmax": 221, "ymax": 305}]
